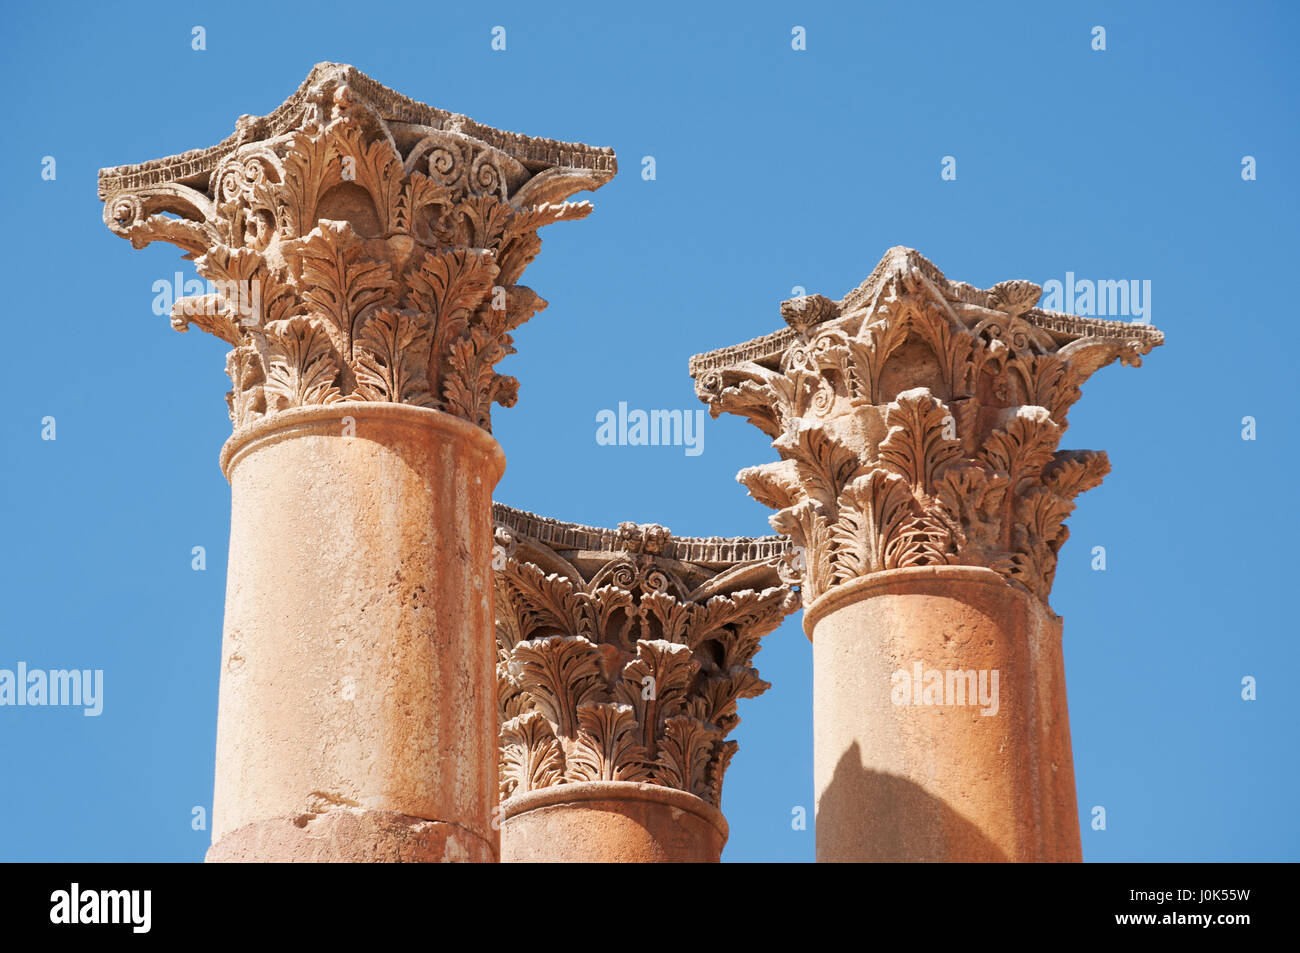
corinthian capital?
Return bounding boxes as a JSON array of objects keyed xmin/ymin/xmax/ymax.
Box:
[
  {"xmin": 492, "ymin": 504, "xmax": 800, "ymax": 808},
  {"xmin": 99, "ymin": 62, "xmax": 615, "ymax": 433},
  {"xmin": 689, "ymin": 246, "xmax": 1164, "ymax": 607}
]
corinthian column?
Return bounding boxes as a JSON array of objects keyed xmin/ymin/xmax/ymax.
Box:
[
  {"xmin": 492, "ymin": 504, "xmax": 799, "ymax": 862},
  {"xmin": 691, "ymin": 247, "xmax": 1163, "ymax": 862},
  {"xmin": 99, "ymin": 63, "xmax": 615, "ymax": 861}
]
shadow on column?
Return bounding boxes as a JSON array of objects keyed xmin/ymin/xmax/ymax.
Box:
[{"xmin": 818, "ymin": 742, "xmax": 1007, "ymax": 862}]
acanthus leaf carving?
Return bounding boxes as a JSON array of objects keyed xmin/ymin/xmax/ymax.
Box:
[
  {"xmin": 498, "ymin": 657, "xmax": 531, "ymax": 722},
  {"xmin": 442, "ymin": 305, "xmax": 520, "ymax": 431},
  {"xmin": 774, "ymin": 424, "xmax": 864, "ymax": 515},
  {"xmin": 705, "ymin": 740, "xmax": 738, "ymax": 808},
  {"xmin": 690, "ymin": 247, "xmax": 1162, "ymax": 609},
  {"xmin": 263, "ymin": 316, "xmax": 342, "ymax": 410},
  {"xmin": 276, "ymin": 124, "xmax": 343, "ymax": 239},
  {"xmin": 1043, "ymin": 449, "xmax": 1111, "ymax": 502},
  {"xmin": 100, "ymin": 65, "xmax": 615, "ymax": 436},
  {"xmin": 568, "ymin": 703, "xmax": 654, "ymax": 784},
  {"xmin": 493, "ymin": 506, "xmax": 795, "ymax": 806},
  {"xmin": 654, "ymin": 715, "xmax": 719, "ymax": 800},
  {"xmin": 589, "ymin": 584, "xmax": 636, "ymax": 653},
  {"xmin": 434, "ymin": 194, "xmax": 511, "ymax": 251},
  {"xmin": 224, "ymin": 343, "xmax": 266, "ymax": 428},
  {"xmin": 637, "ymin": 589, "xmax": 694, "ymax": 647},
  {"xmin": 496, "ymin": 205, "xmax": 563, "ymax": 284},
  {"xmin": 908, "ymin": 299, "xmax": 989, "ymax": 402},
  {"xmin": 1008, "ymin": 487, "xmax": 1077, "ymax": 596},
  {"xmin": 496, "ymin": 559, "xmax": 593, "ymax": 641},
  {"xmin": 406, "ymin": 247, "xmax": 500, "ymax": 407},
  {"xmin": 933, "ymin": 464, "xmax": 1010, "ymax": 569},
  {"xmin": 980, "ymin": 406, "xmax": 1060, "ymax": 480},
  {"xmin": 328, "ymin": 121, "xmax": 406, "ymax": 235},
  {"xmin": 737, "ymin": 460, "xmax": 802, "ymax": 511},
  {"xmin": 286, "ymin": 221, "xmax": 397, "ymax": 366},
  {"xmin": 171, "ymin": 294, "xmax": 242, "ymax": 346},
  {"xmin": 508, "ymin": 635, "xmax": 605, "ymax": 740},
  {"xmin": 831, "ymin": 471, "xmax": 927, "ymax": 582},
  {"xmin": 500, "ymin": 710, "xmax": 565, "ymax": 800},
  {"xmin": 1006, "ymin": 352, "xmax": 1081, "ymax": 426},
  {"xmin": 615, "ymin": 639, "xmax": 698, "ymax": 758},
  {"xmin": 770, "ymin": 499, "xmax": 835, "ymax": 605},
  {"xmin": 879, "ymin": 387, "xmax": 962, "ymax": 498},
  {"xmin": 687, "ymin": 588, "xmax": 788, "ymax": 664},
  {"xmin": 846, "ymin": 315, "xmax": 908, "ymax": 405},
  {"xmin": 690, "ymin": 668, "xmax": 770, "ymax": 735},
  {"xmin": 350, "ymin": 308, "xmax": 434, "ymax": 404}
]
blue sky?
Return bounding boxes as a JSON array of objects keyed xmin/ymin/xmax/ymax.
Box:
[{"xmin": 1, "ymin": 0, "xmax": 1296, "ymax": 861}]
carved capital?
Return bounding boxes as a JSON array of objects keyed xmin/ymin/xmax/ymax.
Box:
[
  {"xmin": 100, "ymin": 62, "xmax": 615, "ymax": 433},
  {"xmin": 690, "ymin": 247, "xmax": 1164, "ymax": 607},
  {"xmin": 492, "ymin": 504, "xmax": 799, "ymax": 808}
]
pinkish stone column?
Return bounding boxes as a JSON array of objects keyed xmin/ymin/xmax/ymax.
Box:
[
  {"xmin": 491, "ymin": 505, "xmax": 799, "ymax": 862},
  {"xmin": 99, "ymin": 63, "xmax": 614, "ymax": 861},
  {"xmin": 206, "ymin": 404, "xmax": 503, "ymax": 861},
  {"xmin": 691, "ymin": 248, "xmax": 1163, "ymax": 861}
]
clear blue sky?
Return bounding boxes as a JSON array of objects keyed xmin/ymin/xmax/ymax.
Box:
[{"xmin": 1, "ymin": 0, "xmax": 1296, "ymax": 861}]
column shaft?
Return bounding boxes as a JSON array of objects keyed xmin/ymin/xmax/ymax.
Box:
[
  {"xmin": 808, "ymin": 567, "xmax": 1079, "ymax": 861},
  {"xmin": 208, "ymin": 405, "xmax": 502, "ymax": 861}
]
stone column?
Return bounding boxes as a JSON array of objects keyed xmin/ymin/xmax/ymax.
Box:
[
  {"xmin": 690, "ymin": 247, "xmax": 1163, "ymax": 862},
  {"xmin": 98, "ymin": 63, "xmax": 615, "ymax": 862},
  {"xmin": 491, "ymin": 505, "xmax": 799, "ymax": 862}
]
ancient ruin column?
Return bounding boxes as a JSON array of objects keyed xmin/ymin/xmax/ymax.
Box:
[
  {"xmin": 491, "ymin": 505, "xmax": 799, "ymax": 862},
  {"xmin": 98, "ymin": 64, "xmax": 615, "ymax": 861},
  {"xmin": 691, "ymin": 248, "xmax": 1163, "ymax": 862}
]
